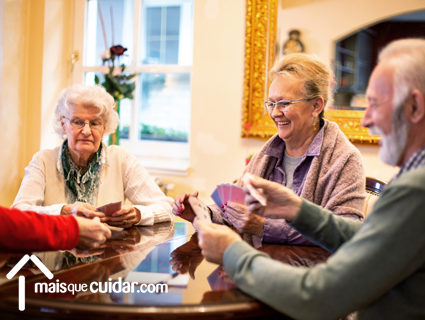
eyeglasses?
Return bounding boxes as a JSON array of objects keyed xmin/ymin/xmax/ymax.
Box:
[
  {"xmin": 264, "ymin": 98, "xmax": 312, "ymax": 113},
  {"xmin": 63, "ymin": 117, "xmax": 105, "ymax": 131}
]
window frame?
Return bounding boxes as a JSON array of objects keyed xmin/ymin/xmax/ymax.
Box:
[{"xmin": 71, "ymin": 0, "xmax": 192, "ymax": 175}]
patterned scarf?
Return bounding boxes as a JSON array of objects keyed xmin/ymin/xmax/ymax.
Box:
[{"xmin": 61, "ymin": 140, "xmax": 103, "ymax": 205}]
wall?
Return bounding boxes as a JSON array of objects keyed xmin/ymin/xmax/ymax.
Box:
[
  {"xmin": 277, "ymin": 0, "xmax": 425, "ymax": 62},
  {"xmin": 0, "ymin": 0, "xmax": 71, "ymax": 206},
  {"xmin": 40, "ymin": 0, "xmax": 72, "ymax": 150},
  {"xmin": 0, "ymin": 0, "xmax": 36, "ymax": 207}
]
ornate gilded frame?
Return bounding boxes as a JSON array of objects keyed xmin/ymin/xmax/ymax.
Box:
[{"xmin": 241, "ymin": 0, "xmax": 378, "ymax": 144}]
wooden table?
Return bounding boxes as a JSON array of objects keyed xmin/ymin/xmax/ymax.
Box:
[{"xmin": 0, "ymin": 221, "xmax": 331, "ymax": 319}]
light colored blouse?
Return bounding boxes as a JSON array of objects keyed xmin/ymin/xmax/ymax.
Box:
[{"xmin": 12, "ymin": 143, "xmax": 173, "ymax": 226}]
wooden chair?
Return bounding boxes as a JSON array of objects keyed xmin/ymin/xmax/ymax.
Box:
[{"xmin": 364, "ymin": 177, "xmax": 388, "ymax": 217}]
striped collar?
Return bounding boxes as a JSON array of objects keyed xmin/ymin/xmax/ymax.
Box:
[{"xmin": 392, "ymin": 146, "xmax": 425, "ymax": 182}]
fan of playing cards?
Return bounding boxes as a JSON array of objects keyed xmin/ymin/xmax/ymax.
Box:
[
  {"xmin": 210, "ymin": 184, "xmax": 246, "ymax": 207},
  {"xmin": 210, "ymin": 173, "xmax": 267, "ymax": 208}
]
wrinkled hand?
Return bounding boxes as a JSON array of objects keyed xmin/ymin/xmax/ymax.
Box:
[
  {"xmin": 194, "ymin": 218, "xmax": 241, "ymax": 265},
  {"xmin": 103, "ymin": 205, "xmax": 141, "ymax": 229},
  {"xmin": 223, "ymin": 202, "xmax": 265, "ymax": 237},
  {"xmin": 169, "ymin": 233, "xmax": 203, "ymax": 279},
  {"xmin": 75, "ymin": 217, "xmax": 111, "ymax": 250},
  {"xmin": 244, "ymin": 175, "xmax": 302, "ymax": 222},
  {"xmin": 62, "ymin": 201, "xmax": 105, "ymax": 219},
  {"xmin": 172, "ymin": 191, "xmax": 200, "ymax": 223}
]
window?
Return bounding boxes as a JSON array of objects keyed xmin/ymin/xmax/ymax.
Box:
[{"xmin": 73, "ymin": 0, "xmax": 193, "ymax": 175}]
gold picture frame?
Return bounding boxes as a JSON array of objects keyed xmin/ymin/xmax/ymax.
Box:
[{"xmin": 241, "ymin": 0, "xmax": 379, "ymax": 144}]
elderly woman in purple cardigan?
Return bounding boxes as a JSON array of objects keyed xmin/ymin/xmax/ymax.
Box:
[{"xmin": 173, "ymin": 53, "xmax": 365, "ymax": 246}]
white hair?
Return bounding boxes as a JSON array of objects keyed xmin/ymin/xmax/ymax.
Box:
[
  {"xmin": 378, "ymin": 38, "xmax": 425, "ymax": 110},
  {"xmin": 53, "ymin": 84, "xmax": 119, "ymax": 138}
]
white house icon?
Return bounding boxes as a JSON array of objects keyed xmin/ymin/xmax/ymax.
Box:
[{"xmin": 6, "ymin": 254, "xmax": 54, "ymax": 311}]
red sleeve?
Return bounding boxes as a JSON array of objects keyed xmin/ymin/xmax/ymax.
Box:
[{"xmin": 0, "ymin": 206, "xmax": 80, "ymax": 252}]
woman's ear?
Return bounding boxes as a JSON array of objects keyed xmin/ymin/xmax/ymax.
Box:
[
  {"xmin": 311, "ymin": 97, "xmax": 325, "ymax": 118},
  {"xmin": 60, "ymin": 117, "xmax": 66, "ymax": 134}
]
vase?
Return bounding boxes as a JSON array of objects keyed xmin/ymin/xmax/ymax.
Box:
[{"xmin": 109, "ymin": 99, "xmax": 121, "ymax": 146}]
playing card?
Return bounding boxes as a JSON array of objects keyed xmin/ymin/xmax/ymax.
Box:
[
  {"xmin": 96, "ymin": 201, "xmax": 122, "ymax": 217},
  {"xmin": 210, "ymin": 188, "xmax": 223, "ymax": 207},
  {"xmin": 229, "ymin": 185, "xmax": 245, "ymax": 204},
  {"xmin": 217, "ymin": 184, "xmax": 226, "ymax": 204},
  {"xmin": 222, "ymin": 184, "xmax": 232, "ymax": 204},
  {"xmin": 242, "ymin": 173, "xmax": 267, "ymax": 206},
  {"xmin": 188, "ymin": 196, "xmax": 212, "ymax": 224}
]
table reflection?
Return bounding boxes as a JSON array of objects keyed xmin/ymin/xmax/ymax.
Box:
[{"xmin": 0, "ymin": 221, "xmax": 332, "ymax": 319}]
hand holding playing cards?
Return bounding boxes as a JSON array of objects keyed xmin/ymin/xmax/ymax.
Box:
[
  {"xmin": 172, "ymin": 191, "xmax": 200, "ymax": 223},
  {"xmin": 61, "ymin": 201, "xmax": 105, "ymax": 219},
  {"xmin": 103, "ymin": 205, "xmax": 141, "ymax": 229},
  {"xmin": 223, "ymin": 202, "xmax": 265, "ymax": 237},
  {"xmin": 244, "ymin": 175, "xmax": 302, "ymax": 222},
  {"xmin": 194, "ymin": 218, "xmax": 241, "ymax": 265}
]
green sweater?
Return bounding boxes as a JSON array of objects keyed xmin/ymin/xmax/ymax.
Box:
[{"xmin": 223, "ymin": 165, "xmax": 425, "ymax": 320}]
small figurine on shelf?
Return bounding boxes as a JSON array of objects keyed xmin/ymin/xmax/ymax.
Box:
[{"xmin": 282, "ymin": 30, "xmax": 304, "ymax": 55}]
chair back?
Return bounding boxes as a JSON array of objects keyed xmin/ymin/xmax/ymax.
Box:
[
  {"xmin": 364, "ymin": 177, "xmax": 388, "ymax": 217},
  {"xmin": 365, "ymin": 177, "xmax": 387, "ymax": 196}
]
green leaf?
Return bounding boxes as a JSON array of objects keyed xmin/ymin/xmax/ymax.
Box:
[{"xmin": 94, "ymin": 75, "xmax": 100, "ymax": 85}]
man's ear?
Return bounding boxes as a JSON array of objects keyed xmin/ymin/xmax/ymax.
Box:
[
  {"xmin": 312, "ymin": 97, "xmax": 325, "ymax": 118},
  {"xmin": 409, "ymin": 89, "xmax": 425, "ymax": 124}
]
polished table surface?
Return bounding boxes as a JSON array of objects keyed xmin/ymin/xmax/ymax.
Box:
[{"xmin": 0, "ymin": 221, "xmax": 331, "ymax": 319}]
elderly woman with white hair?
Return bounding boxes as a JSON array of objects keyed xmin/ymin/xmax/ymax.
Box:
[{"xmin": 12, "ymin": 84, "xmax": 173, "ymax": 228}]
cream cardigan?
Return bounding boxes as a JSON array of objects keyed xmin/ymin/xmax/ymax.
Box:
[{"xmin": 12, "ymin": 144, "xmax": 173, "ymax": 226}]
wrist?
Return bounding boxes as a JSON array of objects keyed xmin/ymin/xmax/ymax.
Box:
[
  {"xmin": 61, "ymin": 205, "xmax": 71, "ymax": 216},
  {"xmin": 287, "ymin": 197, "xmax": 302, "ymax": 222},
  {"xmin": 134, "ymin": 207, "xmax": 142, "ymax": 225},
  {"xmin": 255, "ymin": 216, "xmax": 265, "ymax": 238}
]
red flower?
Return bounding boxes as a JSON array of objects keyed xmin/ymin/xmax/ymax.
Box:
[{"xmin": 110, "ymin": 45, "xmax": 127, "ymax": 56}]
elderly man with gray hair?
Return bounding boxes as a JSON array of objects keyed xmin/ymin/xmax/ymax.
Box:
[{"xmin": 194, "ymin": 38, "xmax": 425, "ymax": 319}]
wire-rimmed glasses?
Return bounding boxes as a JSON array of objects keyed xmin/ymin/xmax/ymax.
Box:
[
  {"xmin": 63, "ymin": 117, "xmax": 105, "ymax": 131},
  {"xmin": 264, "ymin": 98, "xmax": 312, "ymax": 113}
]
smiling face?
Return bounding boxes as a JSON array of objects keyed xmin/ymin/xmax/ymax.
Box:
[
  {"xmin": 362, "ymin": 61, "xmax": 409, "ymax": 166},
  {"xmin": 268, "ymin": 75, "xmax": 320, "ymax": 147},
  {"xmin": 61, "ymin": 104, "xmax": 105, "ymax": 163}
]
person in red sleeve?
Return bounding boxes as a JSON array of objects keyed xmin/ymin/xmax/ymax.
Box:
[{"xmin": 0, "ymin": 206, "xmax": 111, "ymax": 252}]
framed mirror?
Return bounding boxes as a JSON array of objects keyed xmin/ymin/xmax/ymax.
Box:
[{"xmin": 242, "ymin": 0, "xmax": 425, "ymax": 144}]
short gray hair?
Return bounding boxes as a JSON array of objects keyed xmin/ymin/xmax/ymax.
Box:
[
  {"xmin": 269, "ymin": 53, "xmax": 334, "ymax": 120},
  {"xmin": 379, "ymin": 38, "xmax": 425, "ymax": 110},
  {"xmin": 53, "ymin": 84, "xmax": 119, "ymax": 138}
]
